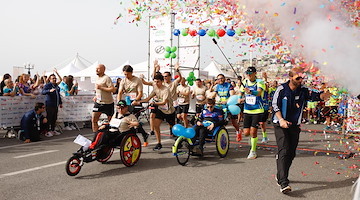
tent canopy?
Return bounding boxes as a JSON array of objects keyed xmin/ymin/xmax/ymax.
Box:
[
  {"xmin": 73, "ymin": 61, "xmax": 100, "ymax": 77},
  {"xmin": 107, "ymin": 60, "xmax": 131, "ymax": 77},
  {"xmin": 203, "ymin": 61, "xmax": 236, "ymax": 78},
  {"xmin": 57, "ymin": 63, "xmax": 80, "ymax": 76}
]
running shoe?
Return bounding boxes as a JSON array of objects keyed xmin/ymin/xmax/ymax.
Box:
[
  {"xmin": 143, "ymin": 133, "xmax": 149, "ymax": 143},
  {"xmin": 280, "ymin": 185, "xmax": 292, "ymax": 194},
  {"xmin": 153, "ymin": 143, "xmax": 162, "ymax": 151},
  {"xmin": 142, "ymin": 142, "xmax": 148, "ymax": 147},
  {"xmin": 261, "ymin": 137, "xmax": 269, "ymax": 143},
  {"xmin": 70, "ymin": 125, "xmax": 77, "ymax": 130},
  {"xmin": 150, "ymin": 131, "xmax": 155, "ymax": 135},
  {"xmin": 45, "ymin": 132, "xmax": 53, "ymax": 137},
  {"xmin": 236, "ymin": 130, "xmax": 242, "ymax": 142},
  {"xmin": 53, "ymin": 131, "xmax": 61, "ymax": 135},
  {"xmin": 247, "ymin": 150, "xmax": 257, "ymax": 159},
  {"xmin": 63, "ymin": 126, "xmax": 72, "ymax": 131},
  {"xmin": 323, "ymin": 126, "xmax": 332, "ymax": 130}
]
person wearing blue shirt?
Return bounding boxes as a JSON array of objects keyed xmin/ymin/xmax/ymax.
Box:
[
  {"xmin": 20, "ymin": 103, "xmax": 47, "ymax": 143},
  {"xmin": 272, "ymin": 67, "xmax": 331, "ymax": 194},
  {"xmin": 194, "ymin": 98, "xmax": 226, "ymax": 156},
  {"xmin": 214, "ymin": 74, "xmax": 241, "ymax": 141},
  {"xmin": 42, "ymin": 74, "xmax": 62, "ymax": 137}
]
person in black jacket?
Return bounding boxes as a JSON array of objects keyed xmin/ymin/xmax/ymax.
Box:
[
  {"xmin": 20, "ymin": 102, "xmax": 47, "ymax": 143},
  {"xmin": 42, "ymin": 74, "xmax": 62, "ymax": 136},
  {"xmin": 272, "ymin": 67, "xmax": 331, "ymax": 194}
]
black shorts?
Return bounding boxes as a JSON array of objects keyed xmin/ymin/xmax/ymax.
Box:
[
  {"xmin": 243, "ymin": 113, "xmax": 262, "ymax": 129},
  {"xmin": 149, "ymin": 104, "xmax": 158, "ymax": 114},
  {"xmin": 155, "ymin": 109, "xmax": 176, "ymax": 125},
  {"xmin": 259, "ymin": 110, "xmax": 269, "ymax": 123},
  {"xmin": 93, "ymin": 102, "xmax": 114, "ymax": 116},
  {"xmin": 177, "ymin": 104, "xmax": 190, "ymax": 114},
  {"xmin": 196, "ymin": 104, "xmax": 204, "ymax": 114}
]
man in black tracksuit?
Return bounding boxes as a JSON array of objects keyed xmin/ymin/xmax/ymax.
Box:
[{"xmin": 272, "ymin": 67, "xmax": 331, "ymax": 194}]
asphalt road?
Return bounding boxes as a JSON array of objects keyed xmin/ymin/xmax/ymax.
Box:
[{"xmin": 0, "ymin": 123, "xmax": 358, "ymax": 200}]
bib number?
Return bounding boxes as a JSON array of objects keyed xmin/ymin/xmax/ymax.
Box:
[
  {"xmin": 159, "ymin": 103, "xmax": 169, "ymax": 111},
  {"xmin": 245, "ymin": 96, "xmax": 256, "ymax": 105},
  {"xmin": 196, "ymin": 95, "xmax": 205, "ymax": 101},
  {"xmin": 125, "ymin": 93, "xmax": 137, "ymax": 101},
  {"xmin": 110, "ymin": 118, "xmax": 123, "ymax": 128},
  {"xmin": 178, "ymin": 97, "xmax": 185, "ymax": 104}
]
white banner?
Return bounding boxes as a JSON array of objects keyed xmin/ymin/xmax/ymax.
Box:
[{"xmin": 0, "ymin": 96, "xmax": 94, "ymax": 128}]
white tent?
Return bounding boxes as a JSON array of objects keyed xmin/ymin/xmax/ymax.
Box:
[
  {"xmin": 73, "ymin": 61, "xmax": 100, "ymax": 77},
  {"xmin": 54, "ymin": 53, "xmax": 91, "ymax": 71},
  {"xmin": 57, "ymin": 63, "xmax": 80, "ymax": 76},
  {"xmin": 107, "ymin": 60, "xmax": 131, "ymax": 77},
  {"xmin": 203, "ymin": 61, "xmax": 235, "ymax": 78}
]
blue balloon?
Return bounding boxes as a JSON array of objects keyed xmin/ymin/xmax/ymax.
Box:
[
  {"xmin": 173, "ymin": 29, "xmax": 180, "ymax": 36},
  {"xmin": 228, "ymin": 105, "xmax": 241, "ymax": 115},
  {"xmin": 226, "ymin": 29, "xmax": 235, "ymax": 36},
  {"xmin": 183, "ymin": 128, "xmax": 196, "ymax": 138},
  {"xmin": 198, "ymin": 29, "xmax": 206, "ymax": 36},
  {"xmin": 227, "ymin": 95, "xmax": 239, "ymax": 105},
  {"xmin": 172, "ymin": 124, "xmax": 185, "ymax": 136}
]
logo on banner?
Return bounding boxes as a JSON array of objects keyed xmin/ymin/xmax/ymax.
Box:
[{"xmin": 155, "ymin": 46, "xmax": 165, "ymax": 54}]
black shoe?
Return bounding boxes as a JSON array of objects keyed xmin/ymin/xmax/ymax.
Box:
[
  {"xmin": 143, "ymin": 133, "xmax": 149, "ymax": 143},
  {"xmin": 153, "ymin": 143, "xmax": 162, "ymax": 151},
  {"xmin": 280, "ymin": 185, "xmax": 292, "ymax": 194},
  {"xmin": 150, "ymin": 131, "xmax": 155, "ymax": 136}
]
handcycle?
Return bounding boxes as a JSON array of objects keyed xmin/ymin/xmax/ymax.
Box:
[
  {"xmin": 65, "ymin": 126, "xmax": 142, "ymax": 176},
  {"xmin": 172, "ymin": 104, "xmax": 230, "ymax": 166}
]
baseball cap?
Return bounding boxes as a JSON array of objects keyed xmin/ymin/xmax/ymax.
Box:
[
  {"xmin": 117, "ymin": 100, "xmax": 127, "ymax": 107},
  {"xmin": 246, "ymin": 66, "xmax": 257, "ymax": 74}
]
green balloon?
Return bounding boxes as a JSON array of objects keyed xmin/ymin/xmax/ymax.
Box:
[
  {"xmin": 165, "ymin": 46, "xmax": 171, "ymax": 52},
  {"xmin": 189, "ymin": 71, "xmax": 194, "ymax": 77},
  {"xmin": 164, "ymin": 52, "xmax": 170, "ymax": 58},
  {"xmin": 207, "ymin": 29, "xmax": 215, "ymax": 37},
  {"xmin": 181, "ymin": 29, "xmax": 188, "ymax": 36},
  {"xmin": 188, "ymin": 81, "xmax": 194, "ymax": 86},
  {"xmin": 170, "ymin": 52, "xmax": 176, "ymax": 58},
  {"xmin": 171, "ymin": 46, "xmax": 177, "ymax": 52}
]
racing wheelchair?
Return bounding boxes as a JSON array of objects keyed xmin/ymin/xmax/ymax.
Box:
[
  {"xmin": 172, "ymin": 104, "xmax": 231, "ymax": 166},
  {"xmin": 65, "ymin": 126, "xmax": 141, "ymax": 176}
]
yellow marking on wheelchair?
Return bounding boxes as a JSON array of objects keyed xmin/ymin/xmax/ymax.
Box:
[
  {"xmin": 124, "ymin": 137, "xmax": 132, "ymax": 151},
  {"xmin": 132, "ymin": 149, "xmax": 140, "ymax": 162}
]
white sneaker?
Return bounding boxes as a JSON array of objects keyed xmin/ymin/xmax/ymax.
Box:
[
  {"xmin": 261, "ymin": 137, "xmax": 269, "ymax": 143},
  {"xmin": 63, "ymin": 126, "xmax": 72, "ymax": 131},
  {"xmin": 69, "ymin": 125, "xmax": 77, "ymax": 130},
  {"xmin": 53, "ymin": 131, "xmax": 61, "ymax": 136},
  {"xmin": 45, "ymin": 132, "xmax": 53, "ymax": 137},
  {"xmin": 247, "ymin": 150, "xmax": 257, "ymax": 159}
]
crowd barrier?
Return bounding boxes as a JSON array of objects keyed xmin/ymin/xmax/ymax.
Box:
[{"xmin": 0, "ymin": 95, "xmax": 94, "ymax": 128}]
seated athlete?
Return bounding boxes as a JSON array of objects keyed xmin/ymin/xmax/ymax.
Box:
[{"xmin": 194, "ymin": 98, "xmax": 226, "ymax": 156}]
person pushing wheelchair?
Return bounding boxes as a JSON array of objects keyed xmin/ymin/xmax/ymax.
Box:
[{"xmin": 194, "ymin": 98, "xmax": 226, "ymax": 156}]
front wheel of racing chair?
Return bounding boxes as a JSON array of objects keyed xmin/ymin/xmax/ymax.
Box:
[
  {"xmin": 173, "ymin": 137, "xmax": 191, "ymax": 166},
  {"xmin": 215, "ymin": 127, "xmax": 230, "ymax": 158}
]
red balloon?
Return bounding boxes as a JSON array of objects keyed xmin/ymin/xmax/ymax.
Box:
[
  {"xmin": 217, "ymin": 29, "xmax": 226, "ymax": 37},
  {"xmin": 189, "ymin": 29, "xmax": 197, "ymax": 37}
]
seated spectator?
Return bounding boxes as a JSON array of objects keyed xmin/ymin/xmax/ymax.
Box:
[
  {"xmin": 0, "ymin": 73, "xmax": 11, "ymax": 96},
  {"xmin": 20, "ymin": 102, "xmax": 48, "ymax": 143},
  {"xmin": 2, "ymin": 79, "xmax": 20, "ymax": 97}
]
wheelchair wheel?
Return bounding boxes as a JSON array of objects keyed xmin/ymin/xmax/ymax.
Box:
[
  {"xmin": 175, "ymin": 138, "xmax": 191, "ymax": 166},
  {"xmin": 97, "ymin": 146, "xmax": 114, "ymax": 163},
  {"xmin": 120, "ymin": 133, "xmax": 141, "ymax": 167},
  {"xmin": 215, "ymin": 128, "xmax": 229, "ymax": 158},
  {"xmin": 65, "ymin": 156, "xmax": 82, "ymax": 176}
]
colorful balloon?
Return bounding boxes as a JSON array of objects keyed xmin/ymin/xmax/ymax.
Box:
[
  {"xmin": 181, "ymin": 29, "xmax": 189, "ymax": 36},
  {"xmin": 227, "ymin": 95, "xmax": 239, "ymax": 105},
  {"xmin": 165, "ymin": 46, "xmax": 171, "ymax": 52},
  {"xmin": 171, "ymin": 46, "xmax": 177, "ymax": 52},
  {"xmin": 164, "ymin": 52, "xmax": 170, "ymax": 58},
  {"xmin": 170, "ymin": 52, "xmax": 177, "ymax": 58},
  {"xmin": 217, "ymin": 29, "xmax": 226, "ymax": 37},
  {"xmin": 189, "ymin": 29, "xmax": 197, "ymax": 36},
  {"xmin": 226, "ymin": 29, "xmax": 235, "ymax": 36},
  {"xmin": 207, "ymin": 29, "xmax": 215, "ymax": 37},
  {"xmin": 198, "ymin": 29, "xmax": 206, "ymax": 36},
  {"xmin": 228, "ymin": 104, "xmax": 241, "ymax": 115},
  {"xmin": 172, "ymin": 124, "xmax": 186, "ymax": 137},
  {"xmin": 183, "ymin": 128, "xmax": 196, "ymax": 138},
  {"xmin": 173, "ymin": 29, "xmax": 180, "ymax": 36}
]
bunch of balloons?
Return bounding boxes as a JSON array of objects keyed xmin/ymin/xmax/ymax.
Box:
[
  {"xmin": 173, "ymin": 28, "xmax": 243, "ymax": 37},
  {"xmin": 227, "ymin": 95, "xmax": 241, "ymax": 115},
  {"xmin": 164, "ymin": 46, "xmax": 177, "ymax": 59},
  {"xmin": 186, "ymin": 71, "xmax": 196, "ymax": 86},
  {"xmin": 172, "ymin": 124, "xmax": 195, "ymax": 138}
]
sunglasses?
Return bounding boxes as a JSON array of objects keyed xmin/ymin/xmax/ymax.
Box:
[
  {"xmin": 207, "ymin": 105, "xmax": 214, "ymax": 108},
  {"xmin": 163, "ymin": 75, "xmax": 169, "ymax": 77},
  {"xmin": 295, "ymin": 76, "xmax": 304, "ymax": 81},
  {"xmin": 246, "ymin": 72, "xmax": 254, "ymax": 75}
]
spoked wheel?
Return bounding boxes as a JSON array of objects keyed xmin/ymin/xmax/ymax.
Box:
[
  {"xmin": 65, "ymin": 156, "xmax": 82, "ymax": 176},
  {"xmin": 175, "ymin": 138, "xmax": 191, "ymax": 166},
  {"xmin": 97, "ymin": 146, "xmax": 114, "ymax": 163},
  {"xmin": 216, "ymin": 128, "xmax": 229, "ymax": 158},
  {"xmin": 120, "ymin": 133, "xmax": 141, "ymax": 167}
]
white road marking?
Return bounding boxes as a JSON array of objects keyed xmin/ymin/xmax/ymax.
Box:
[
  {"xmin": 0, "ymin": 161, "xmax": 66, "ymax": 179},
  {"xmin": 14, "ymin": 150, "xmax": 59, "ymax": 159},
  {"xmin": 0, "ymin": 138, "xmax": 174, "ymax": 179}
]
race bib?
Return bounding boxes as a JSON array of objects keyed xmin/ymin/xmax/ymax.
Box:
[
  {"xmin": 178, "ymin": 97, "xmax": 185, "ymax": 104},
  {"xmin": 125, "ymin": 93, "xmax": 137, "ymax": 101},
  {"xmin": 196, "ymin": 95, "xmax": 205, "ymax": 101},
  {"xmin": 159, "ymin": 103, "xmax": 169, "ymax": 111},
  {"xmin": 173, "ymin": 100, "xmax": 179, "ymax": 107},
  {"xmin": 110, "ymin": 118, "xmax": 123, "ymax": 128},
  {"xmin": 245, "ymin": 96, "xmax": 256, "ymax": 105},
  {"xmin": 96, "ymin": 93, "xmax": 102, "ymax": 101}
]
